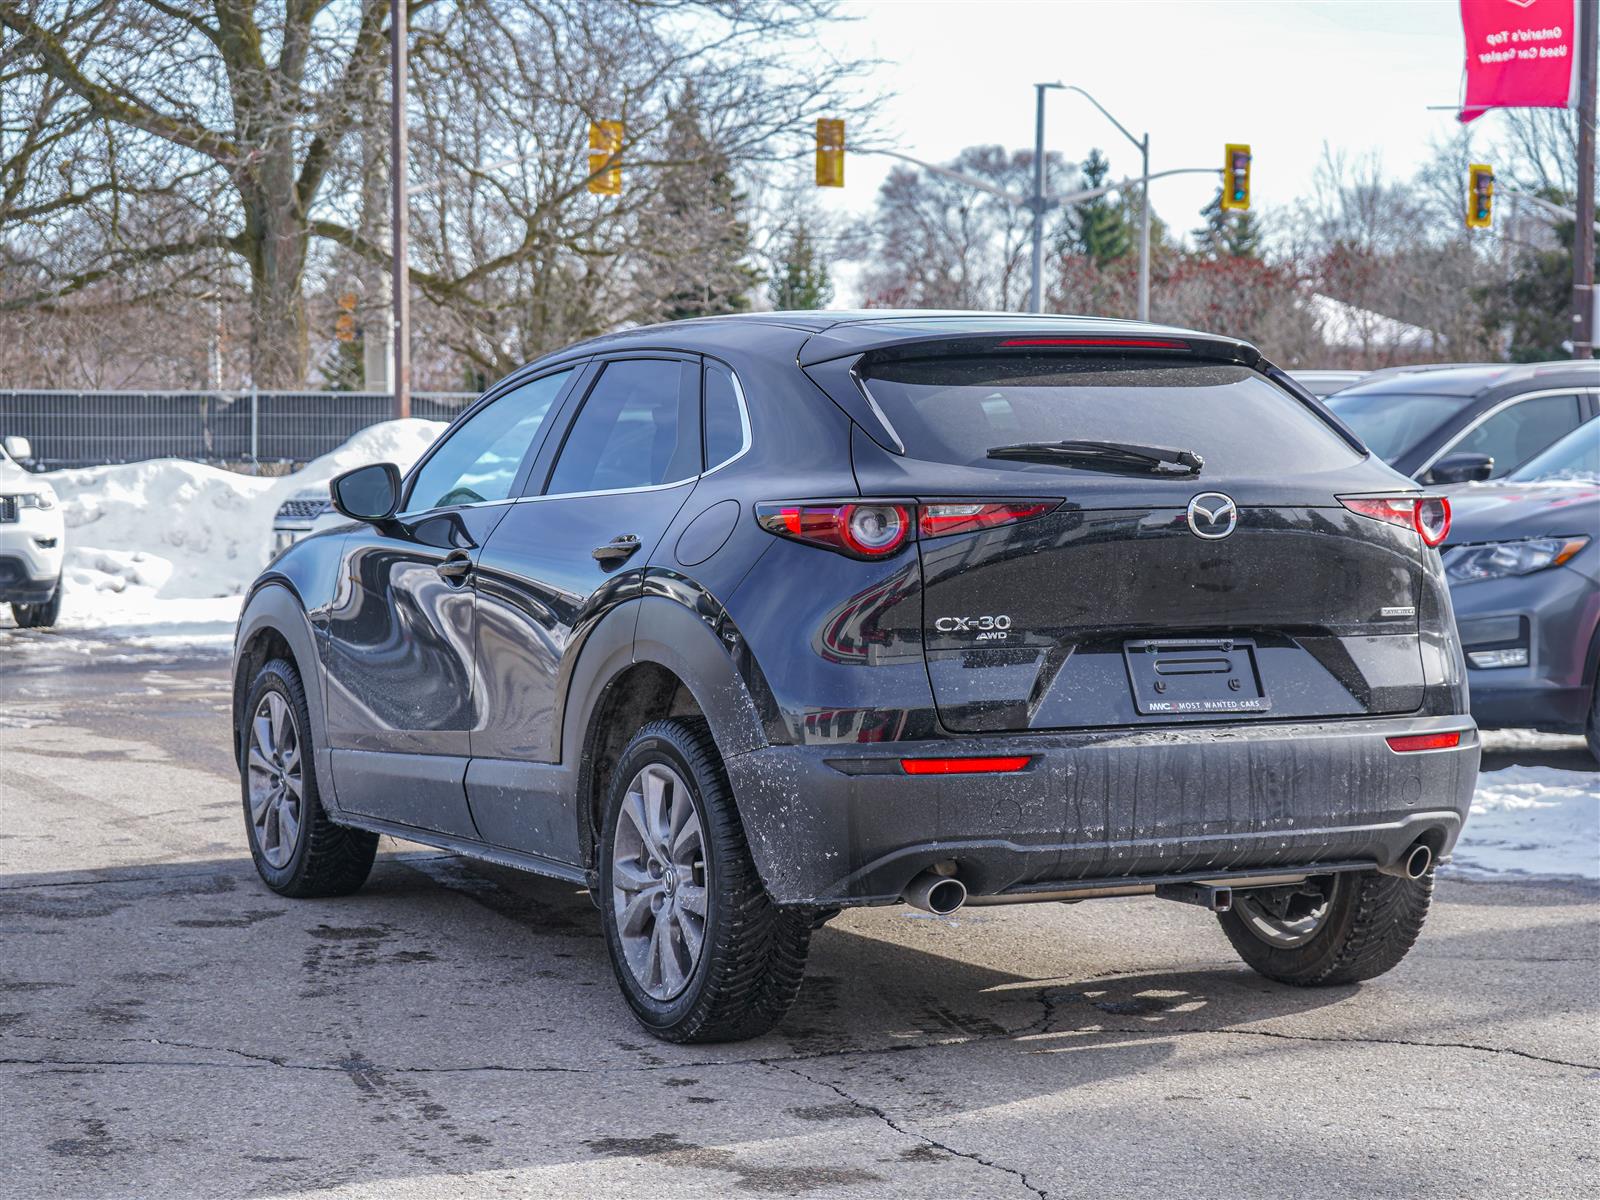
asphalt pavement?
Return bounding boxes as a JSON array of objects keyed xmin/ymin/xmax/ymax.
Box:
[{"xmin": 1, "ymin": 628, "xmax": 1596, "ymax": 1199}]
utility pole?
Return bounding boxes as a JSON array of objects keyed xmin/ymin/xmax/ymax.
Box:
[
  {"xmin": 1573, "ymin": 0, "xmax": 1597, "ymax": 358},
  {"xmin": 389, "ymin": 0, "xmax": 411, "ymax": 418},
  {"xmin": 1028, "ymin": 82, "xmax": 1063, "ymax": 315}
]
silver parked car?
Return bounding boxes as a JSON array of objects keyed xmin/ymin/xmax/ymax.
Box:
[
  {"xmin": 1440, "ymin": 419, "xmax": 1600, "ymax": 759},
  {"xmin": 271, "ymin": 487, "xmax": 336, "ymax": 555}
]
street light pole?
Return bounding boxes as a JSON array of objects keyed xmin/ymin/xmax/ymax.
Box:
[
  {"xmin": 389, "ymin": 0, "xmax": 411, "ymax": 419},
  {"xmin": 1059, "ymin": 87, "xmax": 1152, "ymax": 322},
  {"xmin": 1028, "ymin": 82, "xmax": 1063, "ymax": 315},
  {"xmin": 1138, "ymin": 133, "xmax": 1151, "ymax": 323}
]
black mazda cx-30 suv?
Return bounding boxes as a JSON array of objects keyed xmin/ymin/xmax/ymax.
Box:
[{"xmin": 232, "ymin": 312, "xmax": 1479, "ymax": 1042}]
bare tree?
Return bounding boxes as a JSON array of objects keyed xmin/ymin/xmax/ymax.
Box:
[
  {"xmin": 1, "ymin": 1, "xmax": 873, "ymax": 387},
  {"xmin": 849, "ymin": 146, "xmax": 1060, "ymax": 311}
]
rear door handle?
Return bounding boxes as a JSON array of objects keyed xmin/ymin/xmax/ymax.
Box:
[
  {"xmin": 436, "ymin": 551, "xmax": 474, "ymax": 584},
  {"xmin": 592, "ymin": 534, "xmax": 642, "ymax": 565}
]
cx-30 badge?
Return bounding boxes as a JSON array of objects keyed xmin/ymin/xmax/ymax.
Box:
[{"xmin": 1186, "ymin": 492, "xmax": 1238, "ymax": 540}]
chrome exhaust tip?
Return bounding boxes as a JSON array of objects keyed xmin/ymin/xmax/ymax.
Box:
[
  {"xmin": 903, "ymin": 870, "xmax": 967, "ymax": 915},
  {"xmin": 1379, "ymin": 841, "xmax": 1434, "ymax": 880}
]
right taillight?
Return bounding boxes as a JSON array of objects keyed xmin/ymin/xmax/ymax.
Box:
[
  {"xmin": 757, "ymin": 499, "xmax": 1056, "ymax": 558},
  {"xmin": 1339, "ymin": 494, "xmax": 1451, "ymax": 548}
]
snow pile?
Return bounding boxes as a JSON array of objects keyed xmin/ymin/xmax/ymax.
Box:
[
  {"xmin": 1453, "ymin": 765, "xmax": 1599, "ymax": 882},
  {"xmin": 38, "ymin": 418, "xmax": 445, "ymax": 641}
]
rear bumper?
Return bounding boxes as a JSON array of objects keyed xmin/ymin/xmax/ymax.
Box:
[{"xmin": 724, "ymin": 714, "xmax": 1480, "ymax": 905}]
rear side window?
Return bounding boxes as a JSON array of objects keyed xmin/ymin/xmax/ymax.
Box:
[
  {"xmin": 546, "ymin": 359, "xmax": 700, "ymax": 495},
  {"xmin": 703, "ymin": 363, "xmax": 747, "ymax": 468},
  {"xmin": 859, "ymin": 356, "xmax": 1364, "ymax": 474}
]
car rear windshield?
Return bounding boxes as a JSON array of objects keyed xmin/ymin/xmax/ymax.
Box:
[
  {"xmin": 1323, "ymin": 390, "xmax": 1472, "ymax": 462},
  {"xmin": 857, "ymin": 356, "xmax": 1364, "ymax": 474}
]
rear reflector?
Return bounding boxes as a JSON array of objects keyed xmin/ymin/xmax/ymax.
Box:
[
  {"xmin": 1385, "ymin": 731, "xmax": 1462, "ymax": 753},
  {"xmin": 900, "ymin": 755, "xmax": 1033, "ymax": 775},
  {"xmin": 998, "ymin": 337, "xmax": 1189, "ymax": 350}
]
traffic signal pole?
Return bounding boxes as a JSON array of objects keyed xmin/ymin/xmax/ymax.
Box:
[{"xmin": 1572, "ymin": 0, "xmax": 1597, "ymax": 358}]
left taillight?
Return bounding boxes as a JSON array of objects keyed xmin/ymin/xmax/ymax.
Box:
[
  {"xmin": 756, "ymin": 499, "xmax": 1056, "ymax": 558},
  {"xmin": 755, "ymin": 502, "xmax": 911, "ymax": 558},
  {"xmin": 1339, "ymin": 494, "xmax": 1451, "ymax": 548}
]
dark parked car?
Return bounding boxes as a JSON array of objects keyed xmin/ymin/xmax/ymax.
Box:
[
  {"xmin": 232, "ymin": 312, "xmax": 1479, "ymax": 1042},
  {"xmin": 1441, "ymin": 419, "xmax": 1600, "ymax": 759},
  {"xmin": 1325, "ymin": 362, "xmax": 1599, "ymax": 484}
]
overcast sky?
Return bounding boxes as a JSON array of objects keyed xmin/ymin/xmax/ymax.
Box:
[{"xmin": 812, "ymin": 1, "xmax": 1488, "ymax": 244}]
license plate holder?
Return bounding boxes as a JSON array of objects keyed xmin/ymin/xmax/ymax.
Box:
[{"xmin": 1123, "ymin": 638, "xmax": 1269, "ymax": 716}]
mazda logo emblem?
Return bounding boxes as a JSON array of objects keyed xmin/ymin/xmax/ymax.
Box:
[{"xmin": 1186, "ymin": 492, "xmax": 1238, "ymax": 540}]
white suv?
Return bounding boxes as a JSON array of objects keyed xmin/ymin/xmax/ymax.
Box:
[{"xmin": 0, "ymin": 436, "xmax": 65, "ymax": 628}]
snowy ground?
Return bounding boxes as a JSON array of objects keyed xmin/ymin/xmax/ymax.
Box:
[
  {"xmin": 2, "ymin": 418, "xmax": 1595, "ymax": 883},
  {"xmin": 1449, "ymin": 730, "xmax": 1598, "ymax": 883}
]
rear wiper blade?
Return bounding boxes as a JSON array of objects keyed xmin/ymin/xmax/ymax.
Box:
[{"xmin": 986, "ymin": 439, "xmax": 1204, "ymax": 475}]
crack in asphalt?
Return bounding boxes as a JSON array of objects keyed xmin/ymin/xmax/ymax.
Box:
[
  {"xmin": 4, "ymin": 1011, "xmax": 1593, "ymax": 1079},
  {"xmin": 1084, "ymin": 1023, "xmax": 1600, "ymax": 1072},
  {"xmin": 773, "ymin": 1062, "xmax": 1049, "ymax": 1200}
]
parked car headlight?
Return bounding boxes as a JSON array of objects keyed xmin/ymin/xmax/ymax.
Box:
[
  {"xmin": 1443, "ymin": 536, "xmax": 1589, "ymax": 582},
  {"xmin": 16, "ymin": 490, "xmax": 55, "ymax": 510}
]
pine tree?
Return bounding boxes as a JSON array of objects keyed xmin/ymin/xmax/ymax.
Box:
[
  {"xmin": 640, "ymin": 90, "xmax": 759, "ymax": 321},
  {"xmin": 1193, "ymin": 188, "xmax": 1261, "ymax": 259},
  {"xmin": 1060, "ymin": 149, "xmax": 1132, "ymax": 265},
  {"xmin": 768, "ymin": 224, "xmax": 834, "ymax": 310}
]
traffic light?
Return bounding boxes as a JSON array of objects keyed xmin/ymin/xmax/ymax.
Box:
[
  {"xmin": 815, "ymin": 118, "xmax": 844, "ymax": 188},
  {"xmin": 588, "ymin": 120, "xmax": 623, "ymax": 195},
  {"xmin": 1466, "ymin": 163, "xmax": 1494, "ymax": 229},
  {"xmin": 1220, "ymin": 143, "xmax": 1251, "ymax": 211},
  {"xmin": 334, "ymin": 292, "xmax": 357, "ymax": 343}
]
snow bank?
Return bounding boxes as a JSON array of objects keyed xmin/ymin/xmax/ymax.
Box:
[
  {"xmin": 1452, "ymin": 765, "xmax": 1599, "ymax": 882},
  {"xmin": 37, "ymin": 418, "xmax": 445, "ymax": 642}
]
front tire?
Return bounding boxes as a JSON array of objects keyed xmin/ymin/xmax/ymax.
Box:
[
  {"xmin": 12, "ymin": 578, "xmax": 62, "ymax": 628},
  {"xmin": 1218, "ymin": 869, "xmax": 1433, "ymax": 986},
  {"xmin": 240, "ymin": 658, "xmax": 377, "ymax": 898},
  {"xmin": 599, "ymin": 717, "xmax": 814, "ymax": 1043}
]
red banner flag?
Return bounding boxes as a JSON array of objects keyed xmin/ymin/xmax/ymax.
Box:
[{"xmin": 1459, "ymin": 0, "xmax": 1581, "ymax": 122}]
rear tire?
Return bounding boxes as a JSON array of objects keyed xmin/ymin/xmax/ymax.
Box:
[
  {"xmin": 240, "ymin": 658, "xmax": 377, "ymax": 898},
  {"xmin": 599, "ymin": 717, "xmax": 814, "ymax": 1043},
  {"xmin": 12, "ymin": 578, "xmax": 62, "ymax": 628},
  {"xmin": 1218, "ymin": 869, "xmax": 1433, "ymax": 986}
]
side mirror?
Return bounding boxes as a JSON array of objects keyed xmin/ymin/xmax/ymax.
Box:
[
  {"xmin": 331, "ymin": 462, "xmax": 402, "ymax": 523},
  {"xmin": 1427, "ymin": 452, "xmax": 1494, "ymax": 484},
  {"xmin": 3, "ymin": 435, "xmax": 33, "ymax": 463}
]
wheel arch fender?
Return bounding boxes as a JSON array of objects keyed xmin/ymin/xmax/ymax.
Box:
[
  {"xmin": 561, "ymin": 592, "xmax": 769, "ymax": 869},
  {"xmin": 233, "ymin": 582, "xmax": 335, "ymax": 810}
]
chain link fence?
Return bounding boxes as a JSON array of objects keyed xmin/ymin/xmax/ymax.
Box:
[{"xmin": 0, "ymin": 390, "xmax": 477, "ymax": 470}]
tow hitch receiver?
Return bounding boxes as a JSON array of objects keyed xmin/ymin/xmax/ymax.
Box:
[{"xmin": 1154, "ymin": 882, "xmax": 1233, "ymax": 912}]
